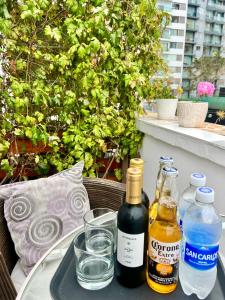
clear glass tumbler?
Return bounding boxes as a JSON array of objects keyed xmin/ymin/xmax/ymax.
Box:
[
  {"xmin": 74, "ymin": 228, "xmax": 114, "ymax": 290},
  {"xmin": 83, "ymin": 208, "xmax": 117, "ymax": 252}
]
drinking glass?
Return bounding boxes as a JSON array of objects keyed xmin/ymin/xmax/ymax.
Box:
[
  {"xmin": 83, "ymin": 208, "xmax": 117, "ymax": 252},
  {"xmin": 74, "ymin": 228, "xmax": 114, "ymax": 290}
]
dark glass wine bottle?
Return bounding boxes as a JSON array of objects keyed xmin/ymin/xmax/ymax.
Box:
[
  {"xmin": 130, "ymin": 158, "xmax": 149, "ymax": 209},
  {"xmin": 116, "ymin": 167, "xmax": 148, "ymax": 288}
]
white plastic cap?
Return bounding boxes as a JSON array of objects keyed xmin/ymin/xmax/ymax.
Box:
[
  {"xmin": 196, "ymin": 187, "xmax": 214, "ymax": 204},
  {"xmin": 162, "ymin": 166, "xmax": 178, "ymax": 177},
  {"xmin": 159, "ymin": 156, "xmax": 174, "ymax": 164},
  {"xmin": 190, "ymin": 173, "xmax": 206, "ymax": 187}
]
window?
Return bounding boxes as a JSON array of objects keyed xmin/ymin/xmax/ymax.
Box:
[
  {"xmin": 184, "ymin": 56, "xmax": 192, "ymax": 66},
  {"xmin": 205, "ymin": 22, "xmax": 212, "ymax": 31},
  {"xmin": 187, "ymin": 6, "xmax": 197, "ymax": 17},
  {"xmin": 186, "ymin": 31, "xmax": 195, "ymax": 42},
  {"xmin": 172, "ymin": 16, "xmax": 179, "ymax": 23},
  {"xmin": 162, "ymin": 42, "xmax": 170, "ymax": 51},
  {"xmin": 187, "ymin": 19, "xmax": 196, "ymax": 30},
  {"xmin": 185, "ymin": 44, "xmax": 193, "ymax": 53},
  {"xmin": 170, "ymin": 42, "xmax": 183, "ymax": 49},
  {"xmin": 172, "ymin": 3, "xmax": 180, "ymax": 9},
  {"xmin": 196, "ymin": 46, "xmax": 201, "ymax": 50},
  {"xmin": 170, "ymin": 42, "xmax": 177, "ymax": 49}
]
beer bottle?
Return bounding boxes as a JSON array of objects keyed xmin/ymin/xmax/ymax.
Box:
[
  {"xmin": 147, "ymin": 167, "xmax": 181, "ymax": 294},
  {"xmin": 149, "ymin": 156, "xmax": 173, "ymax": 224}
]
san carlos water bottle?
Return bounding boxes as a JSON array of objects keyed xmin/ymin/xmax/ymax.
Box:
[
  {"xmin": 178, "ymin": 173, "xmax": 206, "ymax": 231},
  {"xmin": 179, "ymin": 187, "xmax": 222, "ymax": 299}
]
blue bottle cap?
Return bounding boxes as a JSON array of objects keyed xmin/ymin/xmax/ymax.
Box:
[
  {"xmin": 196, "ymin": 187, "xmax": 214, "ymax": 204},
  {"xmin": 190, "ymin": 173, "xmax": 206, "ymax": 187}
]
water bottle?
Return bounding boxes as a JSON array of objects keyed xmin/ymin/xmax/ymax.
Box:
[
  {"xmin": 179, "ymin": 187, "xmax": 222, "ymax": 299},
  {"xmin": 178, "ymin": 173, "xmax": 206, "ymax": 231}
]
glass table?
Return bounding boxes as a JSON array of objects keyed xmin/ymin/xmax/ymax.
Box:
[
  {"xmin": 16, "ymin": 226, "xmax": 80, "ymax": 300},
  {"xmin": 16, "ymin": 216, "xmax": 225, "ymax": 300}
]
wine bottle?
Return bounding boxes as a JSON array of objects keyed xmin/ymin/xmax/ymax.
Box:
[
  {"xmin": 130, "ymin": 158, "xmax": 149, "ymax": 209},
  {"xmin": 116, "ymin": 167, "xmax": 148, "ymax": 287}
]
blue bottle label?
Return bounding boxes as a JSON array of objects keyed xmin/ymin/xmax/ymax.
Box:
[{"xmin": 184, "ymin": 242, "xmax": 219, "ymax": 270}]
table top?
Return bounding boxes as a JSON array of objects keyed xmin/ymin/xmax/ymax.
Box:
[
  {"xmin": 16, "ymin": 226, "xmax": 79, "ymax": 300},
  {"xmin": 16, "ymin": 215, "xmax": 225, "ymax": 300}
]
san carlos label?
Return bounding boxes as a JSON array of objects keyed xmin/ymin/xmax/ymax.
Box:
[{"xmin": 148, "ymin": 237, "xmax": 180, "ymax": 285}]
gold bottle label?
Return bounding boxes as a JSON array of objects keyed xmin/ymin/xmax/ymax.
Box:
[{"xmin": 148, "ymin": 237, "xmax": 180, "ymax": 285}]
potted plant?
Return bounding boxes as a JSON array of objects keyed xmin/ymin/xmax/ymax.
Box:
[
  {"xmin": 149, "ymin": 80, "xmax": 179, "ymax": 120},
  {"xmin": 0, "ymin": 0, "xmax": 168, "ymax": 182},
  {"xmin": 177, "ymin": 81, "xmax": 214, "ymax": 128}
]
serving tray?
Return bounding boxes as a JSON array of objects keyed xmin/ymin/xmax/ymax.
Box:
[{"xmin": 50, "ymin": 242, "xmax": 225, "ymax": 300}]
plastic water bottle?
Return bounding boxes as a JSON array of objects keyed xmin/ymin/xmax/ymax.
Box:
[
  {"xmin": 179, "ymin": 187, "xmax": 222, "ymax": 299},
  {"xmin": 178, "ymin": 173, "xmax": 206, "ymax": 231}
]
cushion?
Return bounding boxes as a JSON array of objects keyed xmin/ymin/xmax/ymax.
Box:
[{"xmin": 2, "ymin": 161, "xmax": 90, "ymax": 275}]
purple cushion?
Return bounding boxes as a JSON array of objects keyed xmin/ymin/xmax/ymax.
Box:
[{"xmin": 2, "ymin": 161, "xmax": 90, "ymax": 275}]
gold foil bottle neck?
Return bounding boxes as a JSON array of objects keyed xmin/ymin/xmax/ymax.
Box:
[
  {"xmin": 126, "ymin": 167, "xmax": 142, "ymax": 205},
  {"xmin": 130, "ymin": 158, "xmax": 144, "ymax": 172}
]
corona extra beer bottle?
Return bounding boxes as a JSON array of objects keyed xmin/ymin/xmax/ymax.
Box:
[
  {"xmin": 149, "ymin": 156, "xmax": 173, "ymax": 224},
  {"xmin": 147, "ymin": 167, "xmax": 181, "ymax": 294}
]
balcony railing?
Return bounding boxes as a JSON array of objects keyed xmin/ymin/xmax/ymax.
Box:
[
  {"xmin": 185, "ymin": 37, "xmax": 196, "ymax": 43},
  {"xmin": 187, "ymin": 12, "xmax": 199, "ymax": 18},
  {"xmin": 204, "ymin": 40, "xmax": 221, "ymax": 47},
  {"xmin": 184, "ymin": 50, "xmax": 194, "ymax": 55},
  {"xmin": 205, "ymin": 29, "xmax": 223, "ymax": 35},
  {"xmin": 214, "ymin": 17, "xmax": 224, "ymax": 23},
  {"xmin": 186, "ymin": 23, "xmax": 197, "ymax": 31},
  {"xmin": 188, "ymin": 0, "xmax": 200, "ymax": 6},
  {"xmin": 207, "ymin": 1, "xmax": 225, "ymax": 11}
]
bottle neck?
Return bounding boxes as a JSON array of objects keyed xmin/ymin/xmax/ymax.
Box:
[
  {"xmin": 126, "ymin": 176, "xmax": 142, "ymax": 205},
  {"xmin": 156, "ymin": 174, "xmax": 178, "ymax": 222},
  {"xmin": 156, "ymin": 197, "xmax": 177, "ymax": 222},
  {"xmin": 156, "ymin": 162, "xmax": 173, "ymax": 188}
]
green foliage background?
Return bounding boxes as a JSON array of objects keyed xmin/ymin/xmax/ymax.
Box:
[{"xmin": 0, "ymin": 0, "xmax": 167, "ymax": 180}]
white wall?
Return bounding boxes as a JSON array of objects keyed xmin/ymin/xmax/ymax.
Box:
[{"xmin": 138, "ymin": 119, "xmax": 225, "ymax": 215}]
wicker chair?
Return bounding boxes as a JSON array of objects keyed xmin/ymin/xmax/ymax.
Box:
[{"xmin": 0, "ymin": 177, "xmax": 125, "ymax": 300}]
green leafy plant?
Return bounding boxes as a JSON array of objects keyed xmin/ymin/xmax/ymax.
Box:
[
  {"xmin": 0, "ymin": 0, "xmax": 168, "ymax": 181},
  {"xmin": 148, "ymin": 79, "xmax": 181, "ymax": 100}
]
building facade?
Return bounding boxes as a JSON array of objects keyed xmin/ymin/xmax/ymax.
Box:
[
  {"xmin": 182, "ymin": 0, "xmax": 225, "ymax": 97},
  {"xmin": 158, "ymin": 0, "xmax": 188, "ymax": 90}
]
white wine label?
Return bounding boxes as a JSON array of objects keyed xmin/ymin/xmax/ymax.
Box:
[
  {"xmin": 148, "ymin": 237, "xmax": 180, "ymax": 265},
  {"xmin": 148, "ymin": 237, "xmax": 180, "ymax": 285},
  {"xmin": 117, "ymin": 229, "xmax": 144, "ymax": 268}
]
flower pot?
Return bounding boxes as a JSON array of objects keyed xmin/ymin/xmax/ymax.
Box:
[
  {"xmin": 177, "ymin": 101, "xmax": 208, "ymax": 128},
  {"xmin": 156, "ymin": 99, "xmax": 178, "ymax": 120}
]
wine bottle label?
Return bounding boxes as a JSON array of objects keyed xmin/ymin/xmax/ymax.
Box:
[
  {"xmin": 148, "ymin": 237, "xmax": 180, "ymax": 285},
  {"xmin": 117, "ymin": 229, "xmax": 144, "ymax": 268}
]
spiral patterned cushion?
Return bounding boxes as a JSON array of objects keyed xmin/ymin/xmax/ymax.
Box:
[{"xmin": 2, "ymin": 161, "xmax": 90, "ymax": 275}]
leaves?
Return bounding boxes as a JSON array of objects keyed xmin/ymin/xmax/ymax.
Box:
[{"xmin": 1, "ymin": 0, "xmax": 166, "ymax": 180}]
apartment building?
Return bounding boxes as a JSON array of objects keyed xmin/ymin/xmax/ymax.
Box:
[
  {"xmin": 159, "ymin": 0, "xmax": 188, "ymax": 90},
  {"xmin": 182, "ymin": 0, "xmax": 225, "ymax": 97}
]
